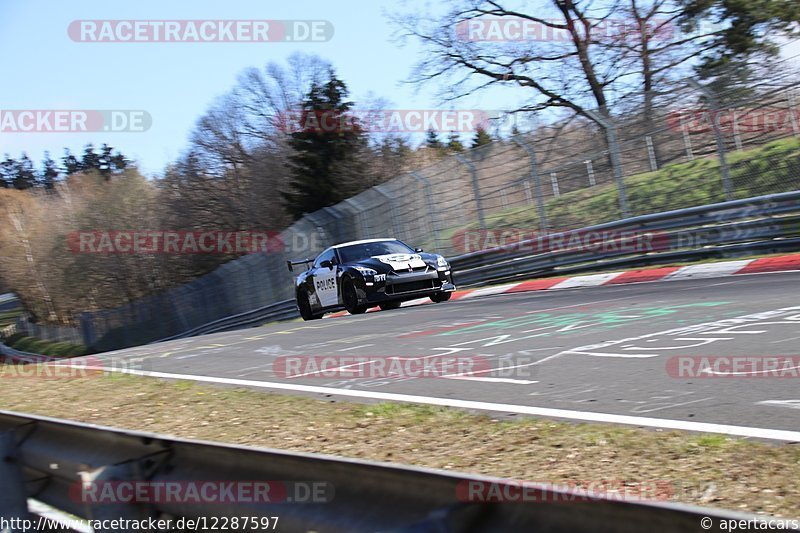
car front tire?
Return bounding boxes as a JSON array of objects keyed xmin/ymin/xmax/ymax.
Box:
[
  {"xmin": 430, "ymin": 291, "xmax": 452, "ymax": 303},
  {"xmin": 379, "ymin": 300, "xmax": 402, "ymax": 311},
  {"xmin": 342, "ymin": 278, "xmax": 368, "ymax": 315},
  {"xmin": 297, "ymin": 288, "xmax": 322, "ymax": 321}
]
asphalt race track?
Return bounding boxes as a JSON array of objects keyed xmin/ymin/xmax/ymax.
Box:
[{"xmin": 90, "ymin": 271, "xmax": 800, "ymax": 438}]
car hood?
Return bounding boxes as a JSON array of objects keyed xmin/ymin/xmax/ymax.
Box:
[{"xmin": 352, "ymin": 253, "xmax": 430, "ymax": 272}]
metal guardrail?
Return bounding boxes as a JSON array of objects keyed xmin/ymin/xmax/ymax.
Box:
[
  {"xmin": 151, "ymin": 300, "xmax": 298, "ymax": 343},
  {"xmin": 449, "ymin": 190, "xmax": 800, "ymax": 286},
  {"xmin": 0, "ymin": 342, "xmax": 41, "ymax": 364},
  {"xmin": 0, "ymin": 410, "xmax": 777, "ymax": 532}
]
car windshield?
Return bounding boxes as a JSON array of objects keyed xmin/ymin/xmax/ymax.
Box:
[{"xmin": 337, "ymin": 241, "xmax": 414, "ymax": 263}]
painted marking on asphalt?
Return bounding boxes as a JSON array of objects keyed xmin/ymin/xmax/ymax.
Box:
[
  {"xmin": 336, "ymin": 344, "xmax": 375, "ymax": 351},
  {"xmin": 174, "ymin": 353, "xmax": 207, "ymax": 360},
  {"xmin": 444, "ymin": 376, "xmax": 539, "ymax": 385},
  {"xmin": 770, "ymin": 335, "xmax": 800, "ymax": 344},
  {"xmin": 563, "ymin": 306, "xmax": 800, "ymax": 358},
  {"xmin": 103, "ymin": 366, "xmax": 800, "ymax": 442},
  {"xmin": 758, "ymin": 400, "xmax": 800, "ymax": 410}
]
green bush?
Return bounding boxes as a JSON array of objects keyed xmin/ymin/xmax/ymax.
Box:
[{"xmin": 4, "ymin": 335, "xmax": 88, "ymax": 358}]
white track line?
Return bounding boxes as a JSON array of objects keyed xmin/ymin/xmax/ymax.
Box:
[{"xmin": 103, "ymin": 367, "xmax": 800, "ymax": 442}]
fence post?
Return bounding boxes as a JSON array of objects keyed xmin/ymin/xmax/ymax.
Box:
[
  {"xmin": 455, "ymin": 154, "xmax": 487, "ymax": 230},
  {"xmin": 342, "ymin": 197, "xmax": 370, "ymax": 239},
  {"xmin": 0, "ymin": 432, "xmax": 29, "ymax": 528},
  {"xmin": 731, "ymin": 110, "xmax": 743, "ymax": 151},
  {"xmin": 688, "ymin": 79, "xmax": 734, "ymax": 201},
  {"xmin": 550, "ymin": 172, "xmax": 560, "ymax": 198},
  {"xmin": 321, "ymin": 206, "xmax": 346, "ymax": 243},
  {"xmin": 680, "ymin": 113, "xmax": 695, "ymax": 161},
  {"xmin": 585, "ymin": 110, "xmax": 631, "ymax": 218},
  {"xmin": 788, "ymin": 89, "xmax": 800, "ymax": 137},
  {"xmin": 585, "ymin": 159, "xmax": 596, "ymax": 186},
  {"xmin": 512, "ymin": 137, "xmax": 548, "ymax": 231},
  {"xmin": 373, "ymin": 185, "xmax": 404, "ymax": 239},
  {"xmin": 305, "ymin": 211, "xmax": 332, "ymax": 248},
  {"xmin": 645, "ymin": 136, "xmax": 658, "ymax": 171},
  {"xmin": 410, "ymin": 171, "xmax": 444, "ymax": 251}
]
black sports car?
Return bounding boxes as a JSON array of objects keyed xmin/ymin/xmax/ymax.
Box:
[{"xmin": 288, "ymin": 238, "xmax": 456, "ymax": 320}]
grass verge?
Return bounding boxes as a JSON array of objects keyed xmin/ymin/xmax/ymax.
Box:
[{"xmin": 1, "ymin": 371, "xmax": 797, "ymax": 517}]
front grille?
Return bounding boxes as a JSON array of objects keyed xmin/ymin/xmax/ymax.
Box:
[
  {"xmin": 391, "ymin": 265, "xmax": 430, "ymax": 274},
  {"xmin": 386, "ymin": 279, "xmax": 436, "ymax": 294}
]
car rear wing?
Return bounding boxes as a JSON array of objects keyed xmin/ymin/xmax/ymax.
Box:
[{"xmin": 287, "ymin": 258, "xmax": 314, "ymax": 272}]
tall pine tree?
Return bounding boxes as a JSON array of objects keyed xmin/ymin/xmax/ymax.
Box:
[
  {"xmin": 41, "ymin": 152, "xmax": 59, "ymax": 190},
  {"xmin": 471, "ymin": 126, "xmax": 492, "ymax": 148},
  {"xmin": 282, "ymin": 70, "xmax": 367, "ymax": 219},
  {"xmin": 13, "ymin": 154, "xmax": 36, "ymax": 190}
]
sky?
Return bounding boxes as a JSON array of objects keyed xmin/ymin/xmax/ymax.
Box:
[
  {"xmin": 1, "ymin": 0, "xmax": 799, "ymax": 177},
  {"xmin": 0, "ymin": 0, "xmax": 459, "ymax": 176}
]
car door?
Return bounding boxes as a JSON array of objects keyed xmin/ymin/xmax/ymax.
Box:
[{"xmin": 312, "ymin": 249, "xmax": 339, "ymax": 308}]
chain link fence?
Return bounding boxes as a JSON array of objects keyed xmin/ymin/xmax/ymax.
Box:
[{"xmin": 25, "ymin": 72, "xmax": 800, "ymax": 351}]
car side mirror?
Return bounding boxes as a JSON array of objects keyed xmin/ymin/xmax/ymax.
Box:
[
  {"xmin": 320, "ymin": 260, "xmax": 333, "ymax": 269},
  {"xmin": 414, "ymin": 247, "xmax": 423, "ymax": 253}
]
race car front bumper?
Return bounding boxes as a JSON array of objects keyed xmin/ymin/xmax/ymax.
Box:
[{"xmin": 359, "ymin": 268, "xmax": 455, "ymax": 303}]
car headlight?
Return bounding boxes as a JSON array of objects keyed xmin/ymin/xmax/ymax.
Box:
[
  {"xmin": 354, "ymin": 266, "xmax": 377, "ymax": 277},
  {"xmin": 436, "ymin": 256, "xmax": 449, "ymax": 269}
]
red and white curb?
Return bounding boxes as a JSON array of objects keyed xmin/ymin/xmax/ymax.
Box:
[{"xmin": 326, "ymin": 253, "xmax": 800, "ymax": 318}]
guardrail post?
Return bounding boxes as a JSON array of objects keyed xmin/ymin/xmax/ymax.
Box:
[
  {"xmin": 455, "ymin": 154, "xmax": 487, "ymax": 230},
  {"xmin": 410, "ymin": 172, "xmax": 444, "ymax": 251},
  {"xmin": 79, "ymin": 312, "xmax": 95, "ymax": 349},
  {"xmin": 0, "ymin": 432, "xmax": 28, "ymax": 526},
  {"xmin": 374, "ymin": 185, "xmax": 404, "ymax": 239},
  {"xmin": 586, "ymin": 110, "xmax": 631, "ymax": 218},
  {"xmin": 513, "ymin": 137, "xmax": 548, "ymax": 231},
  {"xmin": 80, "ymin": 463, "xmax": 156, "ymax": 528},
  {"xmin": 688, "ymin": 79, "xmax": 734, "ymax": 201}
]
